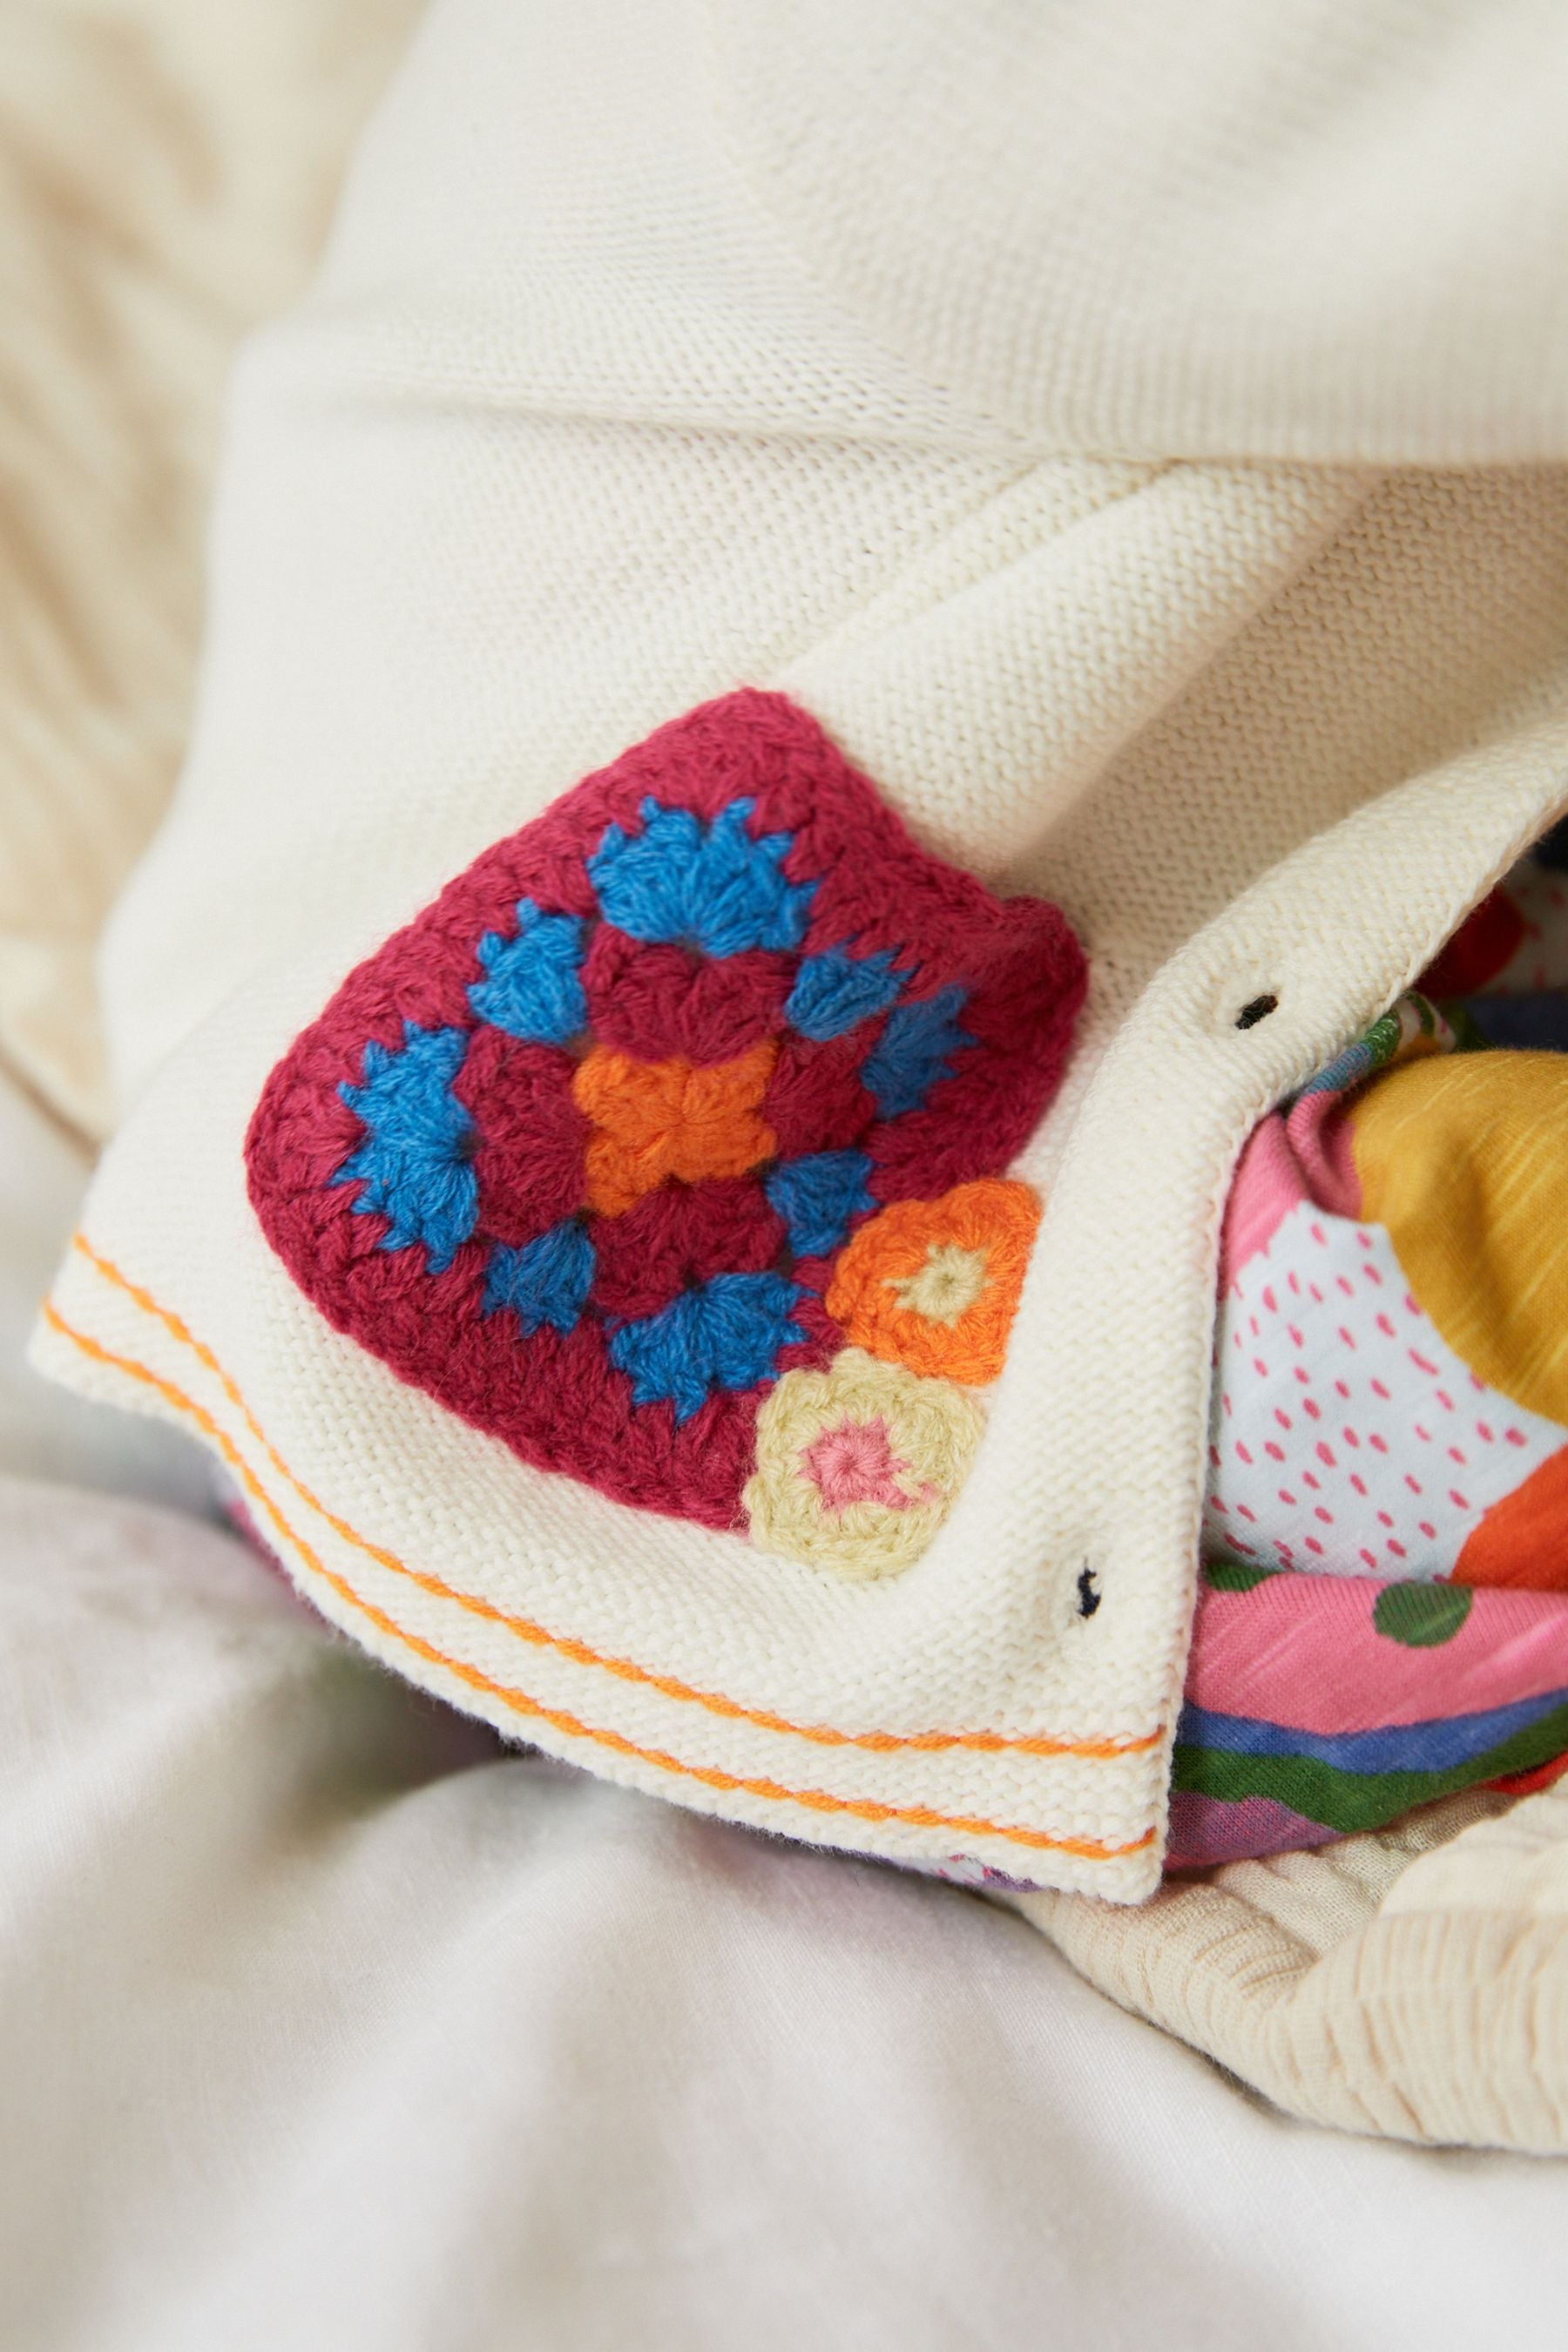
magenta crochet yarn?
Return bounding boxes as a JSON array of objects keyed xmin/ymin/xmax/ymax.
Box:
[{"xmin": 246, "ymin": 690, "xmax": 1086, "ymax": 1531}]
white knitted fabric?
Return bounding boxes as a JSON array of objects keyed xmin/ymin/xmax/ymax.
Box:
[
  {"xmin": 34, "ymin": 0, "xmax": 1568, "ymax": 1901},
  {"xmin": 713, "ymin": 0, "xmax": 1568, "ymax": 466}
]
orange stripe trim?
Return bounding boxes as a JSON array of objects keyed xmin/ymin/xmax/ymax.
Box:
[
  {"xmin": 40, "ymin": 1300, "xmax": 1154, "ymax": 1865},
  {"xmin": 66, "ymin": 1232, "xmax": 1161, "ymax": 1768}
]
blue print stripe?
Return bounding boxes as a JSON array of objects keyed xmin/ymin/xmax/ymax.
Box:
[{"xmin": 1177, "ymin": 1681, "xmax": 1568, "ymax": 1774}]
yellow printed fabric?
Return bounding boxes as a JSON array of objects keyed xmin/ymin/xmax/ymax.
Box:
[{"xmin": 1349, "ymin": 1052, "xmax": 1568, "ymax": 1431}]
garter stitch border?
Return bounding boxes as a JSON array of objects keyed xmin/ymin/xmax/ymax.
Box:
[
  {"xmin": 44, "ymin": 1292, "xmax": 1156, "ymax": 1858},
  {"xmin": 59, "ymin": 1227, "xmax": 1163, "ymax": 1768}
]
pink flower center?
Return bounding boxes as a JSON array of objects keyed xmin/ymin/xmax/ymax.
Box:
[{"xmin": 800, "ymin": 1415, "xmax": 939, "ymax": 1514}]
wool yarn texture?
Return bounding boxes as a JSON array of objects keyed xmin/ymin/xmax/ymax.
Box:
[
  {"xmin": 825, "ymin": 1181, "xmax": 1042, "ymax": 1383},
  {"xmin": 744, "ymin": 1350, "xmax": 984, "ymax": 1578},
  {"xmin": 244, "ymin": 689, "xmax": 1083, "ymax": 1555}
]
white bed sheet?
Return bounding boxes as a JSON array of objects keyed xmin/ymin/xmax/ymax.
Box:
[{"xmin": 1, "ymin": 1082, "xmax": 1561, "ymax": 2350}]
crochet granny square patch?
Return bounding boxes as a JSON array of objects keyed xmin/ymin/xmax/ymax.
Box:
[{"xmin": 247, "ymin": 691, "xmax": 1085, "ymax": 1575}]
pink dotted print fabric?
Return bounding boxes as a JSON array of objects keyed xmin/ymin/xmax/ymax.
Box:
[
  {"xmin": 1207, "ymin": 1200, "xmax": 1565, "ymax": 1580},
  {"xmin": 1206, "ymin": 987, "xmax": 1568, "ymax": 1589},
  {"xmin": 1178, "ymin": 922, "xmax": 1568, "ymax": 1872}
]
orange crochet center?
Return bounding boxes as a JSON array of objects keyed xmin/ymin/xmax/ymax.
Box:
[
  {"xmin": 573, "ymin": 1039, "xmax": 778, "ymax": 1215},
  {"xmin": 825, "ymin": 1179, "xmax": 1042, "ymax": 1383}
]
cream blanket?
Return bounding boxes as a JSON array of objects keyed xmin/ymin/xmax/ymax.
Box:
[{"xmin": 7, "ymin": 1450, "xmax": 1566, "ymax": 2346}]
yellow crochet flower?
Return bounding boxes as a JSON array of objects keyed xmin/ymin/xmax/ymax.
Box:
[
  {"xmin": 744, "ymin": 1348, "xmax": 983, "ymax": 1578},
  {"xmin": 824, "ymin": 1178, "xmax": 1041, "ymax": 1383}
]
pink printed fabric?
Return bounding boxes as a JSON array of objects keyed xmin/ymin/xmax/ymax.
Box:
[
  {"xmin": 1173, "ymin": 841, "xmax": 1568, "ymax": 1869},
  {"xmin": 1207, "ymin": 990, "xmax": 1568, "ymax": 1586},
  {"xmin": 1167, "ymin": 1565, "xmax": 1568, "ymax": 1869}
]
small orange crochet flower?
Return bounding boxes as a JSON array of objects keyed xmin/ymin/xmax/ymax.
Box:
[
  {"xmin": 573, "ymin": 1039, "xmax": 777, "ymax": 1215},
  {"xmin": 824, "ymin": 1178, "xmax": 1041, "ymax": 1382}
]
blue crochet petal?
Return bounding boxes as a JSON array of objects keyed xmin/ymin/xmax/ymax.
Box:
[
  {"xmin": 588, "ymin": 795, "xmax": 814, "ymax": 958},
  {"xmin": 764, "ymin": 1150, "xmax": 875, "ymax": 1259},
  {"xmin": 335, "ymin": 1022, "xmax": 477, "ymax": 1272},
  {"xmin": 483, "ymin": 1220, "xmax": 596, "ymax": 1336},
  {"xmin": 608, "ymin": 1272, "xmax": 806, "ymax": 1423},
  {"xmin": 862, "ymin": 985, "xmax": 975, "ymax": 1119},
  {"xmin": 468, "ymin": 901, "xmax": 587, "ymax": 1044},
  {"xmin": 784, "ymin": 946, "xmax": 905, "ymax": 1042}
]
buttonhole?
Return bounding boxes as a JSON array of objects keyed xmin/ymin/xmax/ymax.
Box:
[
  {"xmin": 1235, "ymin": 993, "xmax": 1279, "ymax": 1031},
  {"xmin": 1076, "ymin": 1565, "xmax": 1102, "ymax": 1618}
]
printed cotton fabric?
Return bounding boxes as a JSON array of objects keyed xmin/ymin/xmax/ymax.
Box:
[{"xmin": 1175, "ymin": 840, "xmax": 1568, "ymax": 1866}]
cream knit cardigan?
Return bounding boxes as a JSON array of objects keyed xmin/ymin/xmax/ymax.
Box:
[{"xmin": 32, "ymin": 0, "xmax": 1568, "ymax": 2126}]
